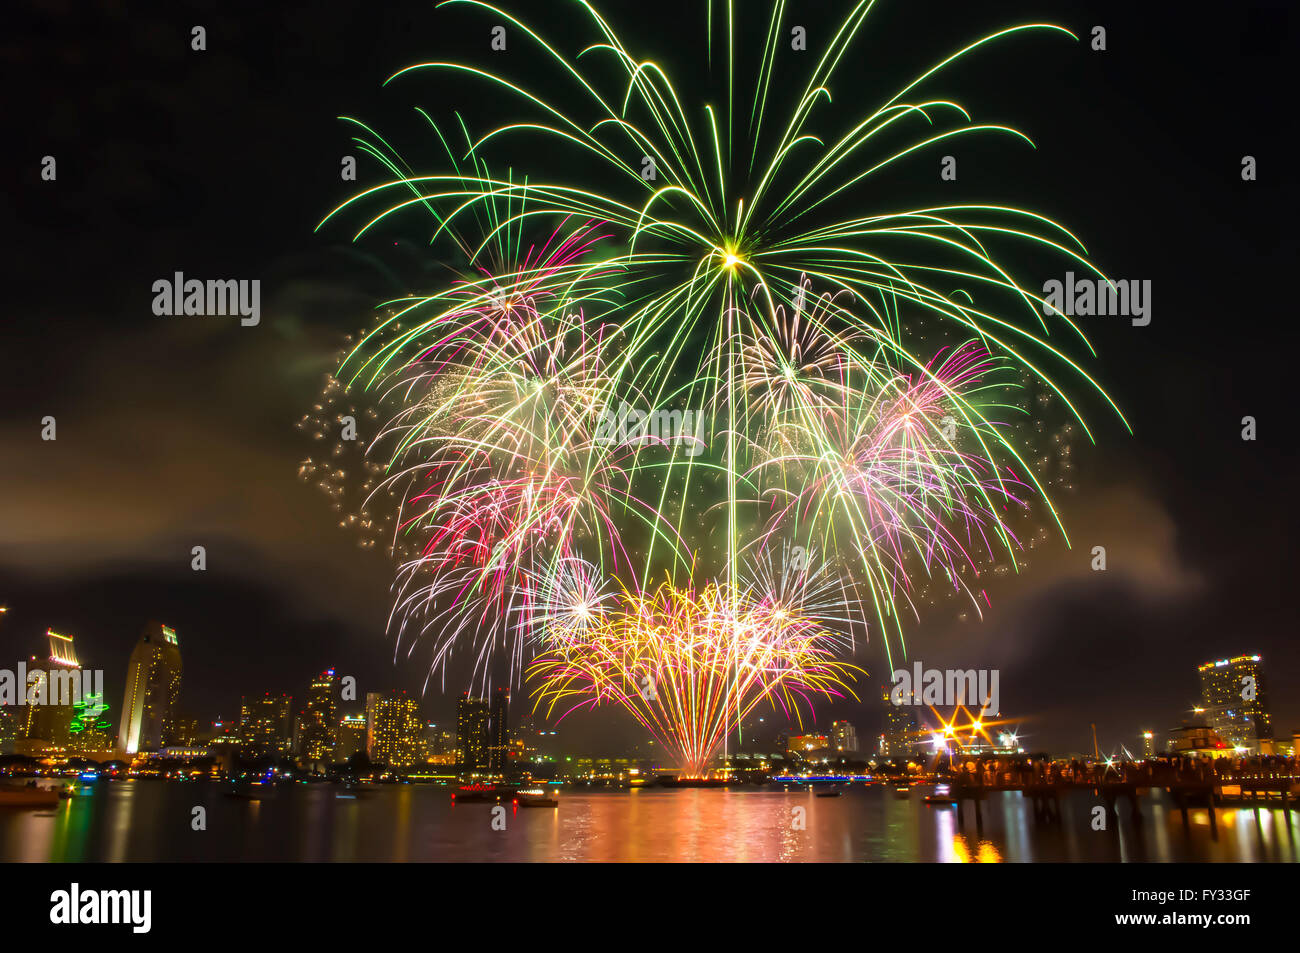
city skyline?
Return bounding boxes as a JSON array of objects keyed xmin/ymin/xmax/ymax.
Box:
[
  {"xmin": 3, "ymin": 608, "xmax": 1290, "ymax": 764},
  {"xmin": 0, "ymin": 0, "xmax": 1296, "ymax": 888}
]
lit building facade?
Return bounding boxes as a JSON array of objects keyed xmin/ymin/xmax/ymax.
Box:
[
  {"xmin": 787, "ymin": 733, "xmax": 829, "ymax": 754},
  {"xmin": 423, "ymin": 722, "xmax": 457, "ymax": 764},
  {"xmin": 457, "ymin": 695, "xmax": 490, "ymax": 771},
  {"xmin": 879, "ymin": 685, "xmax": 923, "ymax": 757},
  {"xmin": 488, "ymin": 688, "xmax": 510, "ymax": 772},
  {"xmin": 0, "ymin": 709, "xmax": 16, "ymax": 753},
  {"xmin": 23, "ymin": 630, "xmax": 83, "ymax": 748},
  {"xmin": 365, "ymin": 691, "xmax": 423, "ymax": 767},
  {"xmin": 238, "ymin": 694, "xmax": 294, "ymax": 760},
  {"xmin": 295, "ymin": 669, "xmax": 339, "ymax": 764},
  {"xmin": 830, "ymin": 720, "xmax": 859, "ymax": 754},
  {"xmin": 118, "ymin": 622, "xmax": 183, "ymax": 755},
  {"xmin": 1198, "ymin": 654, "xmax": 1273, "ymax": 753},
  {"xmin": 335, "ymin": 713, "xmax": 367, "ymax": 763},
  {"xmin": 1168, "ymin": 723, "xmax": 1228, "ymax": 757}
]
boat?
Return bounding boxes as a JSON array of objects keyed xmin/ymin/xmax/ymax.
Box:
[
  {"xmin": 452, "ymin": 783, "xmax": 514, "ymax": 803},
  {"xmin": 924, "ymin": 783, "xmax": 955, "ymax": 805},
  {"xmin": 515, "ymin": 788, "xmax": 560, "ymax": 808},
  {"xmin": 893, "ymin": 784, "xmax": 912, "ymax": 799},
  {"xmin": 657, "ymin": 776, "xmax": 734, "ymax": 788},
  {"xmin": 225, "ymin": 784, "xmax": 275, "ymax": 801},
  {"xmin": 0, "ymin": 785, "xmax": 60, "ymax": 808}
]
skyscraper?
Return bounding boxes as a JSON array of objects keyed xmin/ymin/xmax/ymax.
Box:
[
  {"xmin": 830, "ymin": 720, "xmax": 859, "ymax": 754},
  {"xmin": 335, "ymin": 712, "xmax": 368, "ymax": 763},
  {"xmin": 365, "ymin": 691, "xmax": 423, "ymax": 767},
  {"xmin": 487, "ymin": 688, "xmax": 510, "ymax": 772},
  {"xmin": 24, "ymin": 629, "xmax": 83, "ymax": 747},
  {"xmin": 457, "ymin": 695, "xmax": 490, "ymax": 772},
  {"xmin": 879, "ymin": 685, "xmax": 922, "ymax": 757},
  {"xmin": 423, "ymin": 722, "xmax": 456, "ymax": 764},
  {"xmin": 1198, "ymin": 654, "xmax": 1273, "ymax": 753},
  {"xmin": 238, "ymin": 694, "xmax": 294, "ymax": 760},
  {"xmin": 0, "ymin": 709, "xmax": 16, "ymax": 754},
  {"xmin": 295, "ymin": 669, "xmax": 340, "ymax": 764},
  {"xmin": 117, "ymin": 622, "xmax": 183, "ymax": 755}
]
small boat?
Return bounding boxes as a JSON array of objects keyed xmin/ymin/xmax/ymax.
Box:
[
  {"xmin": 225, "ymin": 784, "xmax": 275, "ymax": 801},
  {"xmin": 893, "ymin": 784, "xmax": 912, "ymax": 799},
  {"xmin": 924, "ymin": 782, "xmax": 955, "ymax": 805},
  {"xmin": 0, "ymin": 785, "xmax": 60, "ymax": 808},
  {"xmin": 515, "ymin": 788, "xmax": 560, "ymax": 808}
]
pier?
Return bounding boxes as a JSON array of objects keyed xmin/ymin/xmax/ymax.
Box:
[{"xmin": 942, "ymin": 757, "xmax": 1299, "ymax": 833}]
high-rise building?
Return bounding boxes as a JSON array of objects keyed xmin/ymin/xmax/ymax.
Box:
[
  {"xmin": 488, "ymin": 688, "xmax": 510, "ymax": 772},
  {"xmin": 879, "ymin": 685, "xmax": 922, "ymax": 757},
  {"xmin": 457, "ymin": 695, "xmax": 490, "ymax": 771},
  {"xmin": 117, "ymin": 622, "xmax": 182, "ymax": 755},
  {"xmin": 169, "ymin": 716, "xmax": 201, "ymax": 747},
  {"xmin": 0, "ymin": 708, "xmax": 17, "ymax": 754},
  {"xmin": 423, "ymin": 722, "xmax": 456, "ymax": 764},
  {"xmin": 1198, "ymin": 654, "xmax": 1273, "ymax": 753},
  {"xmin": 830, "ymin": 720, "xmax": 859, "ymax": 754},
  {"xmin": 1141, "ymin": 730, "xmax": 1156, "ymax": 758},
  {"xmin": 366, "ymin": 691, "xmax": 423, "ymax": 767},
  {"xmin": 295, "ymin": 669, "xmax": 340, "ymax": 764},
  {"xmin": 24, "ymin": 629, "xmax": 83, "ymax": 747},
  {"xmin": 335, "ymin": 713, "xmax": 368, "ymax": 763},
  {"xmin": 238, "ymin": 694, "xmax": 294, "ymax": 760}
]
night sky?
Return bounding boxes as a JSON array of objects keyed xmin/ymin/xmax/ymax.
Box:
[{"xmin": 3, "ymin": 0, "xmax": 1295, "ymax": 757}]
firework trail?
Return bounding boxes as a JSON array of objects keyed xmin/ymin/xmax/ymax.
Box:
[
  {"xmin": 310, "ymin": 1, "xmax": 1127, "ymax": 769},
  {"xmin": 530, "ymin": 569, "xmax": 860, "ymax": 777}
]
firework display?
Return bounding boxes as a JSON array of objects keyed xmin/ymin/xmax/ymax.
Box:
[
  {"xmin": 312, "ymin": 1, "xmax": 1122, "ymax": 773},
  {"xmin": 530, "ymin": 566, "xmax": 860, "ymax": 778}
]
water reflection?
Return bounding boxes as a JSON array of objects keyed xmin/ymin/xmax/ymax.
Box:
[{"xmin": 0, "ymin": 782, "xmax": 1296, "ymax": 862}]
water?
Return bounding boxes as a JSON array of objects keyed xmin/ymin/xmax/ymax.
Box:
[{"xmin": 3, "ymin": 781, "xmax": 1297, "ymax": 862}]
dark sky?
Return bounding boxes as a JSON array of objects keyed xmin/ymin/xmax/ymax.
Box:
[{"xmin": 2, "ymin": 0, "xmax": 1295, "ymax": 756}]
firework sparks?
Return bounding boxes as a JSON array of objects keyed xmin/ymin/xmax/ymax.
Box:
[
  {"xmin": 531, "ymin": 574, "xmax": 860, "ymax": 777},
  {"xmin": 309, "ymin": 1, "xmax": 1126, "ymax": 772}
]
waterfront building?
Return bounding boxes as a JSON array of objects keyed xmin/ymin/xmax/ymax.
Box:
[
  {"xmin": 488, "ymin": 688, "xmax": 510, "ymax": 772},
  {"xmin": 117, "ymin": 623, "xmax": 182, "ymax": 755},
  {"xmin": 335, "ymin": 712, "xmax": 367, "ymax": 763},
  {"xmin": 365, "ymin": 691, "xmax": 423, "ymax": 767},
  {"xmin": 457, "ymin": 695, "xmax": 490, "ymax": 771},
  {"xmin": 1167, "ymin": 723, "xmax": 1228, "ymax": 757},
  {"xmin": 423, "ymin": 722, "xmax": 457, "ymax": 764},
  {"xmin": 1198, "ymin": 654, "xmax": 1273, "ymax": 753},
  {"xmin": 238, "ymin": 693, "xmax": 294, "ymax": 760},
  {"xmin": 295, "ymin": 669, "xmax": 340, "ymax": 764},
  {"xmin": 830, "ymin": 720, "xmax": 859, "ymax": 754},
  {"xmin": 787, "ymin": 733, "xmax": 829, "ymax": 754},
  {"xmin": 879, "ymin": 685, "xmax": 923, "ymax": 757},
  {"xmin": 24, "ymin": 629, "xmax": 84, "ymax": 748}
]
